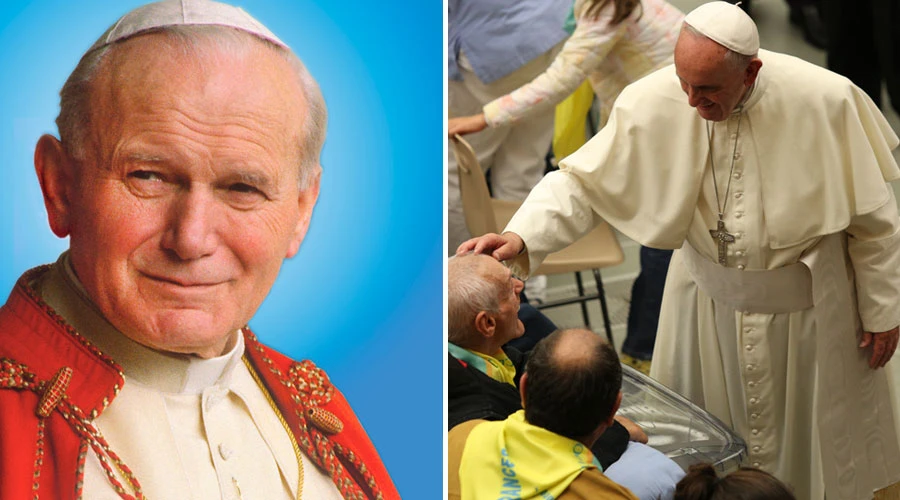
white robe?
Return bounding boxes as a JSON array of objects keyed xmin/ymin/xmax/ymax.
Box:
[{"xmin": 505, "ymin": 49, "xmax": 900, "ymax": 500}]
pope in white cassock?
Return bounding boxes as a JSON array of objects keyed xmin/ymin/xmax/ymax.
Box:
[{"xmin": 459, "ymin": 2, "xmax": 900, "ymax": 499}]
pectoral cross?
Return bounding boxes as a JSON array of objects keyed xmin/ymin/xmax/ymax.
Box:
[{"xmin": 709, "ymin": 219, "xmax": 735, "ymax": 265}]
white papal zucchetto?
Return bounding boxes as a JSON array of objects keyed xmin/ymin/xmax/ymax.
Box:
[
  {"xmin": 683, "ymin": 1, "xmax": 759, "ymax": 56},
  {"xmin": 86, "ymin": 0, "xmax": 287, "ymax": 55}
]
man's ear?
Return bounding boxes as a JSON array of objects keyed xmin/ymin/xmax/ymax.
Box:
[
  {"xmin": 286, "ymin": 166, "xmax": 321, "ymax": 258},
  {"xmin": 606, "ymin": 391, "xmax": 623, "ymax": 427},
  {"xmin": 518, "ymin": 371, "xmax": 528, "ymax": 407},
  {"xmin": 474, "ymin": 310, "xmax": 497, "ymax": 338},
  {"xmin": 34, "ymin": 134, "xmax": 75, "ymax": 238},
  {"xmin": 744, "ymin": 58, "xmax": 763, "ymax": 87}
]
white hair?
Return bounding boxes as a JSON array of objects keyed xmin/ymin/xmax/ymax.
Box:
[
  {"xmin": 56, "ymin": 24, "xmax": 326, "ymax": 189},
  {"xmin": 448, "ymin": 254, "xmax": 504, "ymax": 348}
]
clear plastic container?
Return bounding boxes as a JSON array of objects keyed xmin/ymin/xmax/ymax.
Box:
[{"xmin": 617, "ymin": 364, "xmax": 746, "ymax": 472}]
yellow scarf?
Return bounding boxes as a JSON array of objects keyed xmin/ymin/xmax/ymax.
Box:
[
  {"xmin": 448, "ymin": 343, "xmax": 517, "ymax": 386},
  {"xmin": 459, "ymin": 410, "xmax": 602, "ymax": 500}
]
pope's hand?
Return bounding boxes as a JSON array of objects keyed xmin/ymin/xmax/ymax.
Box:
[
  {"xmin": 456, "ymin": 232, "xmax": 525, "ymax": 262},
  {"xmin": 448, "ymin": 114, "xmax": 487, "ymax": 136},
  {"xmin": 614, "ymin": 415, "xmax": 648, "ymax": 444},
  {"xmin": 859, "ymin": 326, "xmax": 899, "ymax": 369}
]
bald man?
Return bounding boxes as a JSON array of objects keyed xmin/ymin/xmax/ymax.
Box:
[{"xmin": 448, "ymin": 329, "xmax": 638, "ymax": 500}]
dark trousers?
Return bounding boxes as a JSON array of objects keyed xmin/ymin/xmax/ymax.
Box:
[
  {"xmin": 825, "ymin": 0, "xmax": 900, "ymax": 114},
  {"xmin": 622, "ymin": 246, "xmax": 672, "ymax": 360}
]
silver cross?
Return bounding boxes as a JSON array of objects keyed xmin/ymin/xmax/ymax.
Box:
[{"xmin": 709, "ymin": 219, "xmax": 735, "ymax": 265}]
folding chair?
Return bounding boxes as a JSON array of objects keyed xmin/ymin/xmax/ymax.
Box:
[{"xmin": 451, "ymin": 134, "xmax": 624, "ymax": 343}]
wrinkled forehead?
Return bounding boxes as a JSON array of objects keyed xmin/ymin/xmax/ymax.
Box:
[
  {"xmin": 84, "ymin": 33, "xmax": 307, "ymax": 164},
  {"xmin": 97, "ymin": 33, "xmax": 303, "ymax": 116}
]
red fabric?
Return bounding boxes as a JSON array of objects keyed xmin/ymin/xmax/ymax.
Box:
[
  {"xmin": 246, "ymin": 338, "xmax": 400, "ymax": 499},
  {"xmin": 0, "ymin": 268, "xmax": 399, "ymax": 499}
]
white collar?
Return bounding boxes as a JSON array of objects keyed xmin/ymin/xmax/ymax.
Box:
[{"xmin": 38, "ymin": 252, "xmax": 245, "ymax": 394}]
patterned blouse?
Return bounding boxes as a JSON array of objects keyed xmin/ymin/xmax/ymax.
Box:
[{"xmin": 483, "ymin": 0, "xmax": 684, "ymax": 129}]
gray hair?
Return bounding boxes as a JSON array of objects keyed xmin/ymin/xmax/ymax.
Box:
[
  {"xmin": 448, "ymin": 254, "xmax": 504, "ymax": 348},
  {"xmin": 56, "ymin": 24, "xmax": 327, "ymax": 189},
  {"xmin": 682, "ymin": 23, "xmax": 756, "ymax": 71}
]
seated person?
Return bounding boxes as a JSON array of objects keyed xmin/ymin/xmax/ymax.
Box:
[
  {"xmin": 675, "ymin": 464, "xmax": 796, "ymax": 500},
  {"xmin": 448, "ymin": 329, "xmax": 638, "ymax": 499},
  {"xmin": 448, "ymin": 255, "xmax": 684, "ymax": 498},
  {"xmin": 448, "ymin": 253, "xmax": 633, "ymax": 467}
]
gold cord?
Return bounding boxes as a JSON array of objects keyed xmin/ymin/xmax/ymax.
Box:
[{"xmin": 243, "ymin": 357, "xmax": 304, "ymax": 500}]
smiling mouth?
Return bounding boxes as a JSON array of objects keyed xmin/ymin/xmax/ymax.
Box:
[{"xmin": 143, "ymin": 273, "xmax": 224, "ymax": 288}]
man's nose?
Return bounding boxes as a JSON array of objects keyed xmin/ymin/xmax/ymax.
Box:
[
  {"xmin": 514, "ymin": 277, "xmax": 525, "ymax": 294},
  {"xmin": 162, "ymin": 190, "xmax": 219, "ymax": 260},
  {"xmin": 686, "ymin": 87, "xmax": 703, "ymax": 108}
]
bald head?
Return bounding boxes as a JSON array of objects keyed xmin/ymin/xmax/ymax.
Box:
[
  {"xmin": 552, "ymin": 328, "xmax": 604, "ymax": 367},
  {"xmin": 523, "ymin": 329, "xmax": 622, "ymax": 440},
  {"xmin": 448, "ymin": 253, "xmax": 524, "ymax": 351}
]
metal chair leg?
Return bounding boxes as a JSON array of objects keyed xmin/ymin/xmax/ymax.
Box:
[
  {"xmin": 593, "ymin": 269, "xmax": 614, "ymax": 344},
  {"xmin": 574, "ymin": 271, "xmax": 591, "ymax": 327}
]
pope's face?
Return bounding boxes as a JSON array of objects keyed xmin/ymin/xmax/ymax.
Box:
[
  {"xmin": 42, "ymin": 34, "xmax": 319, "ymax": 357},
  {"xmin": 674, "ymin": 30, "xmax": 757, "ymax": 122}
]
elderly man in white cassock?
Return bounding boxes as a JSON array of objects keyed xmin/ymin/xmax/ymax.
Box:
[
  {"xmin": 460, "ymin": 1, "xmax": 900, "ymax": 499},
  {"xmin": 0, "ymin": 1, "xmax": 398, "ymax": 499}
]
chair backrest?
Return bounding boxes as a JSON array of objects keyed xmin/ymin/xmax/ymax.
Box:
[{"xmin": 451, "ymin": 134, "xmax": 499, "ymax": 236}]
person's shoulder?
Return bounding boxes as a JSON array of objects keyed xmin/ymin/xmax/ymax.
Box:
[
  {"xmin": 447, "ymin": 419, "xmax": 486, "ymax": 466},
  {"xmin": 618, "ymin": 63, "xmax": 685, "ymax": 107},
  {"xmin": 242, "ymin": 329, "xmax": 401, "ymax": 499},
  {"xmin": 241, "ymin": 329, "xmax": 352, "ymax": 422},
  {"xmin": 241, "ymin": 330, "xmax": 346, "ymax": 401},
  {"xmin": 242, "ymin": 331, "xmax": 295, "ymax": 370},
  {"xmin": 447, "ymin": 351, "xmax": 521, "ymax": 428},
  {"xmin": 761, "ymin": 49, "xmax": 855, "ymax": 98},
  {"xmin": 449, "ymin": 418, "xmax": 485, "ymax": 441},
  {"xmin": 448, "ymin": 419, "xmax": 488, "ymax": 500},
  {"xmin": 612, "ymin": 64, "xmax": 691, "ymax": 124},
  {"xmin": 625, "ymin": 62, "xmax": 678, "ymax": 93}
]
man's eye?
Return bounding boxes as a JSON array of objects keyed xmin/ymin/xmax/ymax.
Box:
[
  {"xmin": 225, "ymin": 183, "xmax": 268, "ymax": 208},
  {"xmin": 128, "ymin": 170, "xmax": 163, "ymax": 182},
  {"xmin": 126, "ymin": 170, "xmax": 171, "ymax": 197},
  {"xmin": 230, "ymin": 183, "xmax": 261, "ymax": 194}
]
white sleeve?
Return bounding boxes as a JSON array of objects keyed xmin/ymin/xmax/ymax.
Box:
[{"xmin": 846, "ymin": 187, "xmax": 900, "ymax": 333}]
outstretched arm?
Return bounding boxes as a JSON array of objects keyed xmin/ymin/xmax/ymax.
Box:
[{"xmin": 482, "ymin": 7, "xmax": 627, "ymax": 128}]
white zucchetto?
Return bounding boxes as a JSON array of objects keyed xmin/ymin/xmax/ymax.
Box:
[
  {"xmin": 683, "ymin": 1, "xmax": 759, "ymax": 56},
  {"xmin": 87, "ymin": 0, "xmax": 287, "ymax": 54}
]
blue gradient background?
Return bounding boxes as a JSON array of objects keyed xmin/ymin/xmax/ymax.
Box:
[{"xmin": 0, "ymin": 0, "xmax": 442, "ymax": 496}]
